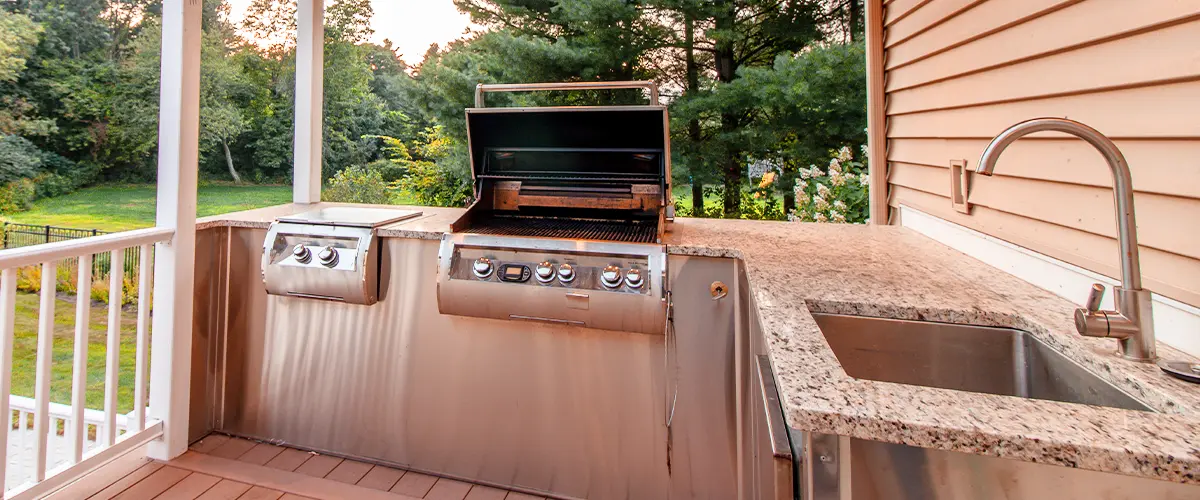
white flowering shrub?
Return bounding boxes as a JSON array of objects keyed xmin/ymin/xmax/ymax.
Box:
[{"xmin": 789, "ymin": 145, "xmax": 869, "ymax": 223}]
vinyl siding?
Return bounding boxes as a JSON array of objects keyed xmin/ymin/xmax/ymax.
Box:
[{"xmin": 879, "ymin": 0, "xmax": 1200, "ymax": 307}]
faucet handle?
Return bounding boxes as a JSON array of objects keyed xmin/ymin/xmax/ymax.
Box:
[{"xmin": 1084, "ymin": 283, "xmax": 1106, "ymax": 312}]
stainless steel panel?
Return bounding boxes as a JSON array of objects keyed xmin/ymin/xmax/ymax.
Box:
[
  {"xmin": 663, "ymin": 256, "xmax": 740, "ymax": 499},
  {"xmin": 811, "ymin": 313, "xmax": 1151, "ymax": 411},
  {"xmin": 437, "ymin": 233, "xmax": 668, "ymax": 335},
  {"xmin": 752, "ymin": 355, "xmax": 793, "ymax": 500},
  {"xmin": 847, "ymin": 437, "xmax": 1200, "ymax": 500},
  {"xmin": 189, "ymin": 227, "xmax": 229, "ymax": 442},
  {"xmin": 261, "ymin": 222, "xmax": 382, "ymax": 305},
  {"xmin": 220, "ymin": 231, "xmax": 671, "ymax": 499}
]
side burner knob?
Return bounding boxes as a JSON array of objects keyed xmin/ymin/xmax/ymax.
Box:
[
  {"xmin": 557, "ymin": 263, "xmax": 576, "ymax": 284},
  {"xmin": 535, "ymin": 262, "xmax": 555, "ymax": 283},
  {"xmin": 625, "ymin": 268, "xmax": 644, "ymax": 289},
  {"xmin": 317, "ymin": 246, "xmax": 339, "ymax": 268},
  {"xmin": 601, "ymin": 265, "xmax": 623, "ymax": 289},
  {"xmin": 292, "ymin": 245, "xmax": 312, "ymax": 264},
  {"xmin": 473, "ymin": 257, "xmax": 494, "ymax": 279}
]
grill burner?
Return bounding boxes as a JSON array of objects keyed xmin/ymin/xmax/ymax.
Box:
[{"xmin": 468, "ymin": 215, "xmax": 658, "ymax": 243}]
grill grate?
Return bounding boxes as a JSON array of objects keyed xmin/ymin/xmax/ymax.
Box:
[{"xmin": 468, "ymin": 216, "xmax": 658, "ymax": 243}]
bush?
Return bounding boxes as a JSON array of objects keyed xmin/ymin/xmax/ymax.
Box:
[
  {"xmin": 0, "ymin": 135, "xmax": 43, "ymax": 184},
  {"xmin": 790, "ymin": 145, "xmax": 869, "ymax": 224},
  {"xmin": 322, "ymin": 165, "xmax": 391, "ymax": 205},
  {"xmin": 0, "ymin": 178, "xmax": 35, "ymax": 214}
]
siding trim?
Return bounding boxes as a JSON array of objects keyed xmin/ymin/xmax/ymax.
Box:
[
  {"xmin": 900, "ymin": 205, "xmax": 1200, "ymax": 357},
  {"xmin": 867, "ymin": 0, "xmax": 891, "ymax": 224}
]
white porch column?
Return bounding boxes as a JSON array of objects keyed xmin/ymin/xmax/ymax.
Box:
[
  {"xmin": 294, "ymin": 0, "xmax": 325, "ymax": 203},
  {"xmin": 148, "ymin": 0, "xmax": 201, "ymax": 460}
]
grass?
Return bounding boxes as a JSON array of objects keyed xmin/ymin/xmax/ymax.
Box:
[
  {"xmin": 12, "ymin": 291, "xmax": 141, "ymax": 413},
  {"xmin": 2, "ymin": 183, "xmax": 294, "ymax": 232}
]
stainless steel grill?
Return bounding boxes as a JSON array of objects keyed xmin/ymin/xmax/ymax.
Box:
[
  {"xmin": 437, "ymin": 81, "xmax": 671, "ymax": 335},
  {"xmin": 468, "ymin": 215, "xmax": 659, "ymax": 243}
]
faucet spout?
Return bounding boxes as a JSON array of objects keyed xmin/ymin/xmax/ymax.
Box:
[{"xmin": 976, "ymin": 118, "xmax": 1155, "ymax": 361}]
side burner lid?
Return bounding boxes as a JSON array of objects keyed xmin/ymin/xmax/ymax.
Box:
[{"xmin": 277, "ymin": 207, "xmax": 423, "ymax": 228}]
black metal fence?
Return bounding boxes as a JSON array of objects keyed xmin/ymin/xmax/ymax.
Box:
[{"xmin": 1, "ymin": 223, "xmax": 143, "ymax": 281}]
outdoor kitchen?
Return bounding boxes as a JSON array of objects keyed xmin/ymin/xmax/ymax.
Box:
[
  {"xmin": 0, "ymin": 0, "xmax": 1197, "ymax": 498},
  {"xmin": 167, "ymin": 82, "xmax": 1200, "ymax": 500}
]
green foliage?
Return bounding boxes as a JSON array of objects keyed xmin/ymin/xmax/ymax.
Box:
[
  {"xmin": 791, "ymin": 145, "xmax": 869, "ymax": 224},
  {"xmin": 0, "ymin": 134, "xmax": 43, "ymax": 183},
  {"xmin": 322, "ymin": 165, "xmax": 391, "ymax": 205},
  {"xmin": 0, "ymin": 178, "xmax": 35, "ymax": 213},
  {"xmin": 0, "ymin": 10, "xmax": 40, "ymax": 82}
]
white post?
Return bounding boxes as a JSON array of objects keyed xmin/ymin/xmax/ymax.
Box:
[
  {"xmin": 294, "ymin": 0, "xmax": 325, "ymax": 203},
  {"xmin": 148, "ymin": 0, "xmax": 201, "ymax": 461}
]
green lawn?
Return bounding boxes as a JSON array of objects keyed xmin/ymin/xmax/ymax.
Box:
[
  {"xmin": 2, "ymin": 183, "xmax": 293, "ymax": 232},
  {"xmin": 12, "ymin": 292, "xmax": 140, "ymax": 413}
]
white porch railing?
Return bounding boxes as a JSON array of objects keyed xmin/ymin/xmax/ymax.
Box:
[{"xmin": 0, "ymin": 228, "xmax": 173, "ymax": 498}]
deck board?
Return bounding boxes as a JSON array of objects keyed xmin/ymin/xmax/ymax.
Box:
[
  {"xmin": 90, "ymin": 462, "xmax": 166, "ymax": 500},
  {"xmin": 425, "ymin": 478, "xmax": 472, "ymax": 500},
  {"xmin": 194, "ymin": 480, "xmax": 253, "ymax": 500},
  {"xmin": 111, "ymin": 466, "xmax": 191, "ymax": 499},
  {"xmin": 464, "ymin": 485, "xmax": 508, "ymax": 500},
  {"xmin": 357, "ymin": 465, "xmax": 406, "ymax": 492},
  {"xmin": 237, "ymin": 485, "xmax": 285, "ymax": 500},
  {"xmin": 291, "ymin": 455, "xmax": 343, "ymax": 479},
  {"xmin": 156, "ymin": 472, "xmax": 222, "ymax": 500},
  {"xmin": 263, "ymin": 448, "xmax": 313, "ymax": 472},
  {"xmin": 208, "ymin": 438, "xmax": 258, "ymax": 460},
  {"xmin": 324, "ymin": 459, "xmax": 373, "ymax": 484},
  {"xmin": 390, "ymin": 471, "xmax": 438, "ymax": 498},
  {"xmin": 47, "ymin": 434, "xmax": 548, "ymax": 500},
  {"xmin": 237, "ymin": 444, "xmax": 287, "ymax": 466}
]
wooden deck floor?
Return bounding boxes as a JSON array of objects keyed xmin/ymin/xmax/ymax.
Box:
[{"xmin": 47, "ymin": 434, "xmax": 546, "ymax": 500}]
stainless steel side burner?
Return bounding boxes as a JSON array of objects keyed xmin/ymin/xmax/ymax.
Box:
[{"xmin": 262, "ymin": 207, "xmax": 422, "ymax": 305}]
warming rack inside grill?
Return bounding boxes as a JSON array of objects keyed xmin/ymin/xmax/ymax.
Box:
[{"xmin": 466, "ymin": 215, "xmax": 659, "ymax": 243}]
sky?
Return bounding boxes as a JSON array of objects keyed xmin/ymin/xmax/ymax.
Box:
[{"xmin": 224, "ymin": 0, "xmax": 477, "ymax": 63}]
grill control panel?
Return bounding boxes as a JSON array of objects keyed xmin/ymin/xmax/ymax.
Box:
[
  {"xmin": 450, "ymin": 248, "xmax": 652, "ymax": 295},
  {"xmin": 437, "ymin": 233, "xmax": 668, "ymax": 335}
]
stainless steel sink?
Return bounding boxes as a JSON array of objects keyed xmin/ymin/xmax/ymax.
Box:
[{"xmin": 811, "ymin": 313, "xmax": 1152, "ymax": 412}]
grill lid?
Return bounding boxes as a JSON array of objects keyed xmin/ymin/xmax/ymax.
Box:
[{"xmin": 466, "ymin": 107, "xmax": 669, "ymax": 183}]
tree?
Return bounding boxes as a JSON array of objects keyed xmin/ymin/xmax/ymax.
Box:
[{"xmin": 0, "ymin": 10, "xmax": 40, "ymax": 82}]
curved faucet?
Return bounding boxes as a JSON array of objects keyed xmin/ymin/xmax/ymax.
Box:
[{"xmin": 977, "ymin": 118, "xmax": 1155, "ymax": 361}]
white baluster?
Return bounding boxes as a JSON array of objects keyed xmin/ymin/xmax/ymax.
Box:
[
  {"xmin": 133, "ymin": 244, "xmax": 152, "ymax": 431},
  {"xmin": 33, "ymin": 261, "xmax": 57, "ymax": 481},
  {"xmin": 102, "ymin": 250, "xmax": 124, "ymax": 446},
  {"xmin": 0, "ymin": 268, "xmax": 17, "ymax": 492},
  {"xmin": 70, "ymin": 254, "xmax": 92, "ymax": 464}
]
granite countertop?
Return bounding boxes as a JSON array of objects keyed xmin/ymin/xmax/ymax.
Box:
[{"xmin": 199, "ymin": 204, "xmax": 1200, "ymax": 484}]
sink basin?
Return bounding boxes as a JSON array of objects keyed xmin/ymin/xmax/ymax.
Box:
[{"xmin": 812, "ymin": 313, "xmax": 1152, "ymax": 412}]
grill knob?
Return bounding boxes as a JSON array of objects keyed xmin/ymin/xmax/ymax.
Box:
[
  {"xmin": 473, "ymin": 257, "xmax": 494, "ymax": 278},
  {"xmin": 601, "ymin": 265, "xmax": 623, "ymax": 289},
  {"xmin": 625, "ymin": 268, "xmax": 644, "ymax": 289},
  {"xmin": 317, "ymin": 246, "xmax": 339, "ymax": 268},
  {"xmin": 535, "ymin": 262, "xmax": 555, "ymax": 283},
  {"xmin": 557, "ymin": 263, "xmax": 576, "ymax": 284},
  {"xmin": 292, "ymin": 245, "xmax": 312, "ymax": 264}
]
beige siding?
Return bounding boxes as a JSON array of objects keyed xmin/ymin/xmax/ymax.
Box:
[{"xmin": 880, "ymin": 0, "xmax": 1200, "ymax": 307}]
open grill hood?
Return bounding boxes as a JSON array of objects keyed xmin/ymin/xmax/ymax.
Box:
[{"xmin": 452, "ymin": 82, "xmax": 673, "ymax": 243}]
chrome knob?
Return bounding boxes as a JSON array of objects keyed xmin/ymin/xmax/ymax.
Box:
[
  {"xmin": 625, "ymin": 268, "xmax": 644, "ymax": 289},
  {"xmin": 557, "ymin": 263, "xmax": 576, "ymax": 284},
  {"xmin": 473, "ymin": 257, "xmax": 494, "ymax": 278},
  {"xmin": 601, "ymin": 265, "xmax": 623, "ymax": 289},
  {"xmin": 292, "ymin": 245, "xmax": 312, "ymax": 264},
  {"xmin": 317, "ymin": 246, "xmax": 339, "ymax": 267},
  {"xmin": 535, "ymin": 262, "xmax": 555, "ymax": 283}
]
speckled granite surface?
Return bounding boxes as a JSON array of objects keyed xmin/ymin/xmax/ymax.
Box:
[
  {"xmin": 666, "ymin": 218, "xmax": 1200, "ymax": 485},
  {"xmin": 199, "ymin": 206, "xmax": 1200, "ymax": 484}
]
